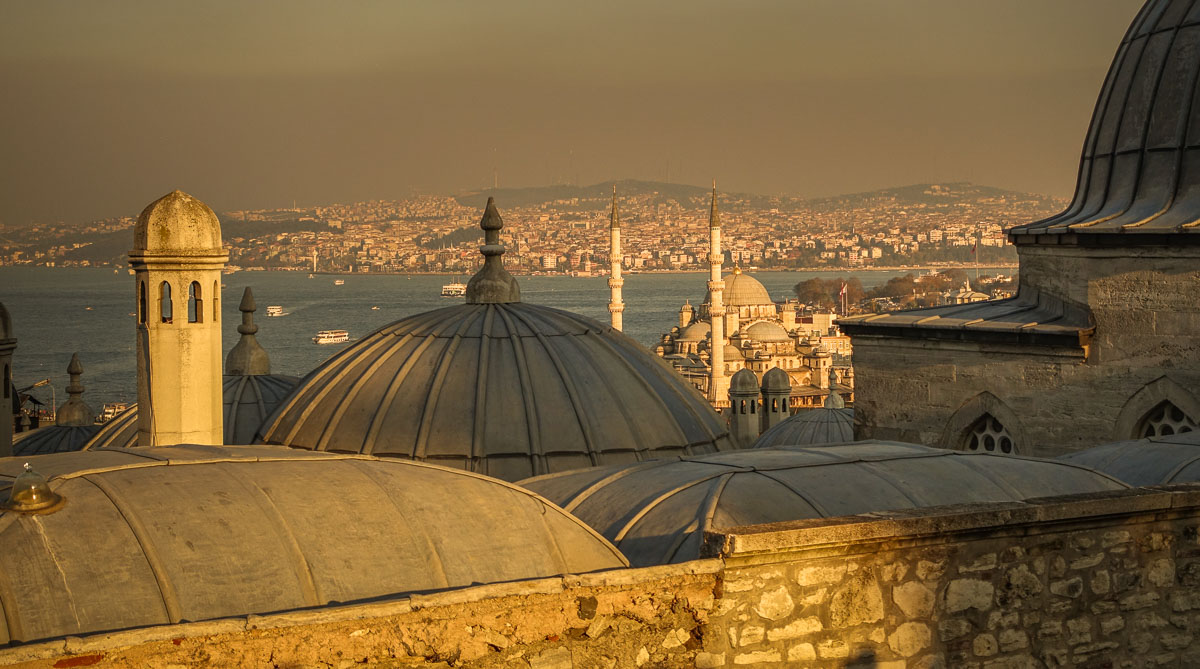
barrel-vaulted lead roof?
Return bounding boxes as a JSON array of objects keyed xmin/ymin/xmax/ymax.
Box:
[
  {"xmin": 258, "ymin": 302, "xmax": 733, "ymax": 481},
  {"xmin": 0, "ymin": 445, "xmax": 626, "ymax": 645},
  {"xmin": 1011, "ymin": 0, "xmax": 1200, "ymax": 239}
]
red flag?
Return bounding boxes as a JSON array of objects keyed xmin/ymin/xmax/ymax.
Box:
[
  {"xmin": 839, "ymin": 282, "xmax": 847, "ymax": 296},
  {"xmin": 970, "ymin": 242, "xmax": 977, "ymax": 256}
]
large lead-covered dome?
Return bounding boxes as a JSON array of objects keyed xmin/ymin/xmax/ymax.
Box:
[
  {"xmin": 703, "ymin": 269, "xmax": 773, "ymax": 307},
  {"xmin": 1011, "ymin": 0, "xmax": 1200, "ymax": 239},
  {"xmin": 258, "ymin": 199, "xmax": 732, "ymax": 481}
]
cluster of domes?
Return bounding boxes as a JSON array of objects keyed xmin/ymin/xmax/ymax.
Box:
[{"xmin": 703, "ymin": 268, "xmax": 773, "ymax": 308}]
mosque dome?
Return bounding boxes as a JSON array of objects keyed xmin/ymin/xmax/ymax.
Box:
[
  {"xmin": 761, "ymin": 367, "xmax": 790, "ymax": 392},
  {"xmin": 745, "ymin": 321, "xmax": 791, "ymax": 343},
  {"xmin": 723, "ymin": 344, "xmax": 745, "ymax": 361},
  {"xmin": 703, "ymin": 269, "xmax": 773, "ymax": 308},
  {"xmin": 258, "ymin": 199, "xmax": 732, "ymax": 482},
  {"xmin": 1011, "ymin": 0, "xmax": 1200, "ymax": 240},
  {"xmin": 0, "ymin": 445, "xmax": 626, "ymax": 645},
  {"xmin": 730, "ymin": 368, "xmax": 758, "ymax": 394},
  {"xmin": 754, "ymin": 407, "xmax": 854, "ymax": 448},
  {"xmin": 81, "ymin": 405, "xmax": 137, "ymax": 450},
  {"xmin": 521, "ymin": 442, "xmax": 1128, "ymax": 566},
  {"xmin": 677, "ymin": 321, "xmax": 710, "ymax": 342},
  {"xmin": 133, "ymin": 190, "xmax": 223, "ymax": 255},
  {"xmin": 13, "ymin": 426, "xmax": 100, "ymax": 457},
  {"xmin": 1059, "ymin": 431, "xmax": 1200, "ymax": 485}
]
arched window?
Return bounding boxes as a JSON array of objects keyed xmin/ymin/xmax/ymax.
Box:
[
  {"xmin": 188, "ymin": 281, "xmax": 202, "ymax": 323},
  {"xmin": 138, "ymin": 280, "xmax": 147, "ymax": 324},
  {"xmin": 160, "ymin": 281, "xmax": 173, "ymax": 323},
  {"xmin": 213, "ymin": 280, "xmax": 220, "ymax": 322},
  {"xmin": 750, "ymin": 399, "xmax": 756, "ymax": 414},
  {"xmin": 739, "ymin": 399, "xmax": 747, "ymax": 415},
  {"xmin": 1138, "ymin": 401, "xmax": 1197, "ymax": 438},
  {"xmin": 963, "ymin": 413, "xmax": 1016, "ymax": 454}
]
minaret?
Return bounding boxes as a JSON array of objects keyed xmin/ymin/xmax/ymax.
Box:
[
  {"xmin": 225, "ymin": 287, "xmax": 271, "ymax": 376},
  {"xmin": 55, "ymin": 353, "xmax": 94, "ymax": 426},
  {"xmin": 707, "ymin": 181, "xmax": 728, "ymax": 403},
  {"xmin": 608, "ymin": 186, "xmax": 625, "ymax": 331},
  {"xmin": 0, "ymin": 302, "xmax": 15, "ymax": 457},
  {"xmin": 129, "ymin": 190, "xmax": 227, "ymax": 446}
]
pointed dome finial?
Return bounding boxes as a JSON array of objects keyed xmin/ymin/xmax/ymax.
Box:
[
  {"xmin": 225, "ymin": 287, "xmax": 271, "ymax": 375},
  {"xmin": 55, "ymin": 353, "xmax": 94, "ymax": 426},
  {"xmin": 466, "ymin": 197, "xmax": 521, "ymax": 304},
  {"xmin": 824, "ymin": 367, "xmax": 845, "ymax": 409}
]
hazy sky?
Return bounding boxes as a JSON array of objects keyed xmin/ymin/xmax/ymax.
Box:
[{"xmin": 1, "ymin": 0, "xmax": 1143, "ymax": 224}]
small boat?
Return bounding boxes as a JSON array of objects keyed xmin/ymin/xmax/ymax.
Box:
[
  {"xmin": 441, "ymin": 282, "xmax": 467, "ymax": 297},
  {"xmin": 334, "ymin": 279, "xmax": 345, "ymax": 286},
  {"xmin": 308, "ymin": 273, "xmax": 315, "ymax": 279},
  {"xmin": 312, "ymin": 329, "xmax": 350, "ymax": 345},
  {"xmin": 371, "ymin": 306, "xmax": 380, "ymax": 310},
  {"xmin": 266, "ymin": 306, "xmax": 285, "ymax": 317},
  {"xmin": 84, "ymin": 307, "xmax": 93, "ymax": 311}
]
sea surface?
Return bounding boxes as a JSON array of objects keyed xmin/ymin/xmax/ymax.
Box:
[{"xmin": 2, "ymin": 267, "xmax": 905, "ymax": 409}]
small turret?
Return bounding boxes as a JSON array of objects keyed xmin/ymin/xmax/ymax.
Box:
[
  {"xmin": 55, "ymin": 354, "xmax": 94, "ymax": 427},
  {"xmin": 728, "ymin": 368, "xmax": 759, "ymax": 448},
  {"xmin": 761, "ymin": 367, "xmax": 792, "ymax": 431},
  {"xmin": 679, "ymin": 300, "xmax": 694, "ymax": 329},
  {"xmin": 825, "ymin": 366, "xmax": 845, "ymax": 409}
]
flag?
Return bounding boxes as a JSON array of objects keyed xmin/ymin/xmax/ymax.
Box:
[
  {"xmin": 970, "ymin": 242, "xmax": 977, "ymax": 256},
  {"xmin": 839, "ymin": 282, "xmax": 847, "ymax": 297}
]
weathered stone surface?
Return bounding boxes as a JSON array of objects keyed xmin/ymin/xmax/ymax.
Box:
[
  {"xmin": 973, "ymin": 633, "xmax": 998, "ymax": 657},
  {"xmin": 753, "ymin": 586, "xmax": 794, "ymax": 621},
  {"xmin": 1148, "ymin": 559, "xmax": 1176, "ymax": 588},
  {"xmin": 787, "ymin": 643, "xmax": 816, "ymax": 662},
  {"xmin": 738, "ymin": 625, "xmax": 763, "ymax": 646},
  {"xmin": 894, "ymin": 580, "xmax": 936, "ymax": 618},
  {"xmin": 795, "ymin": 564, "xmax": 846, "ymax": 587},
  {"xmin": 1049, "ymin": 577, "xmax": 1083, "ymax": 598},
  {"xmin": 817, "ymin": 638, "xmax": 850, "ymax": 659},
  {"xmin": 635, "ymin": 646, "xmax": 650, "ymax": 666},
  {"xmin": 998, "ymin": 628, "xmax": 1028, "ymax": 652},
  {"xmin": 695, "ymin": 651, "xmax": 726, "ymax": 668},
  {"xmin": 661, "ymin": 628, "xmax": 689, "ymax": 649},
  {"xmin": 888, "ymin": 622, "xmax": 931, "ymax": 657},
  {"xmin": 529, "ymin": 647, "xmax": 572, "ymax": 669},
  {"xmin": 1090, "ymin": 569, "xmax": 1111, "ymax": 595},
  {"xmin": 734, "ymin": 649, "xmax": 780, "ymax": 665},
  {"xmin": 830, "ymin": 571, "xmax": 885, "ymax": 626},
  {"xmin": 999, "ymin": 564, "xmax": 1043, "ymax": 605},
  {"xmin": 940, "ymin": 618, "xmax": 974, "ymax": 641},
  {"xmin": 765, "ymin": 617, "xmax": 821, "ymax": 642},
  {"xmin": 945, "ymin": 578, "xmax": 994, "ymax": 613}
]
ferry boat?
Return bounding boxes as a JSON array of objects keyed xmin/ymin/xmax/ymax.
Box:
[
  {"xmin": 334, "ymin": 279, "xmax": 345, "ymax": 286},
  {"xmin": 266, "ymin": 305, "xmax": 285, "ymax": 317},
  {"xmin": 98, "ymin": 402, "xmax": 130, "ymax": 423},
  {"xmin": 312, "ymin": 329, "xmax": 350, "ymax": 345},
  {"xmin": 441, "ymin": 282, "xmax": 467, "ymax": 297}
]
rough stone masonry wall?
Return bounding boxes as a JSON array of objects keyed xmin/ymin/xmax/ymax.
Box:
[{"xmin": 704, "ymin": 485, "xmax": 1200, "ymax": 668}]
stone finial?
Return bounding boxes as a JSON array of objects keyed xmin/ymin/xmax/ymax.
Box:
[
  {"xmin": 709, "ymin": 180, "xmax": 720, "ymax": 229},
  {"xmin": 225, "ymin": 287, "xmax": 271, "ymax": 376},
  {"xmin": 825, "ymin": 367, "xmax": 845, "ymax": 409},
  {"xmin": 466, "ymin": 198, "xmax": 521, "ymax": 304},
  {"xmin": 610, "ymin": 185, "xmax": 620, "ymax": 230},
  {"xmin": 55, "ymin": 353, "xmax": 95, "ymax": 427}
]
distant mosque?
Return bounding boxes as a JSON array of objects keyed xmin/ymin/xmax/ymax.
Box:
[{"xmin": 2, "ymin": 2, "xmax": 1200, "ymax": 665}]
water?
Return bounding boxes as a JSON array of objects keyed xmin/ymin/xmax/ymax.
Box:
[{"xmin": 1, "ymin": 267, "xmax": 903, "ymax": 409}]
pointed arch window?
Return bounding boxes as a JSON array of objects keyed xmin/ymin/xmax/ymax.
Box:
[
  {"xmin": 188, "ymin": 281, "xmax": 202, "ymax": 323},
  {"xmin": 963, "ymin": 413, "xmax": 1016, "ymax": 455},
  {"xmin": 1138, "ymin": 401, "xmax": 1197, "ymax": 438},
  {"xmin": 138, "ymin": 280, "xmax": 147, "ymax": 324},
  {"xmin": 160, "ymin": 281, "xmax": 173, "ymax": 323},
  {"xmin": 213, "ymin": 280, "xmax": 220, "ymax": 322}
]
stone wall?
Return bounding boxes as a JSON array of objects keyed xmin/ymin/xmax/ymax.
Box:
[
  {"xmin": 705, "ymin": 484, "xmax": 1200, "ymax": 668},
  {"xmin": 10, "ymin": 485, "xmax": 1200, "ymax": 668}
]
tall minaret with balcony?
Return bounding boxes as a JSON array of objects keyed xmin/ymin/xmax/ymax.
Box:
[
  {"xmin": 707, "ymin": 182, "xmax": 728, "ymax": 403},
  {"xmin": 608, "ymin": 185, "xmax": 625, "ymax": 331},
  {"xmin": 129, "ymin": 190, "xmax": 227, "ymax": 446}
]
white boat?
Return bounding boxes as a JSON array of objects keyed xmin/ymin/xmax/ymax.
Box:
[
  {"xmin": 371, "ymin": 306, "xmax": 380, "ymax": 310},
  {"xmin": 312, "ymin": 329, "xmax": 350, "ymax": 344},
  {"xmin": 441, "ymin": 282, "xmax": 467, "ymax": 297},
  {"xmin": 266, "ymin": 305, "xmax": 285, "ymax": 317},
  {"xmin": 334, "ymin": 279, "xmax": 345, "ymax": 286}
]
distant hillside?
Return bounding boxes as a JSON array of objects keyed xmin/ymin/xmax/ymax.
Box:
[
  {"xmin": 455, "ymin": 180, "xmax": 716, "ymax": 208},
  {"xmin": 805, "ymin": 182, "xmax": 1061, "ymax": 209}
]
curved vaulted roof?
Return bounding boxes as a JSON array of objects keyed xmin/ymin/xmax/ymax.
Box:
[
  {"xmin": 258, "ymin": 302, "xmax": 732, "ymax": 481},
  {"xmin": 745, "ymin": 321, "xmax": 791, "ymax": 343},
  {"xmin": 1059, "ymin": 431, "xmax": 1200, "ymax": 485},
  {"xmin": 704, "ymin": 270, "xmax": 774, "ymax": 308},
  {"xmin": 754, "ymin": 407, "xmax": 855, "ymax": 448},
  {"xmin": 12, "ymin": 426, "xmax": 101, "ymax": 456},
  {"xmin": 1011, "ymin": 0, "xmax": 1200, "ymax": 240},
  {"xmin": 677, "ymin": 321, "xmax": 710, "ymax": 342},
  {"xmin": 521, "ymin": 442, "xmax": 1127, "ymax": 566},
  {"xmin": 0, "ymin": 445, "xmax": 626, "ymax": 645}
]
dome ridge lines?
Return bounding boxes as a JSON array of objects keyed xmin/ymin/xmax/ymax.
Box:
[
  {"xmin": 612, "ymin": 473, "xmax": 728, "ymax": 542},
  {"xmin": 470, "ymin": 305, "xmax": 497, "ymax": 465},
  {"xmin": 83, "ymin": 474, "xmax": 181, "ymax": 623},
  {"xmin": 855, "ymin": 461, "xmax": 932, "ymax": 507},
  {"xmin": 700, "ymin": 472, "xmax": 734, "ymax": 532},
  {"xmin": 753, "ymin": 469, "xmax": 830, "ymax": 517},
  {"xmin": 1162, "ymin": 452, "xmax": 1200, "ymax": 482},
  {"xmin": 358, "ymin": 336, "xmax": 450, "ymax": 458},
  {"xmin": 223, "ymin": 375, "xmax": 248, "ymax": 439},
  {"xmin": 504, "ymin": 306, "xmax": 599, "ymax": 467},
  {"xmin": 555, "ymin": 459, "xmax": 678, "ymax": 513},
  {"xmin": 494, "ymin": 306, "xmax": 543, "ymax": 473},
  {"xmin": 312, "ymin": 333, "xmax": 416, "ymax": 453},
  {"xmin": 412, "ymin": 308, "xmax": 487, "ymax": 461},
  {"xmin": 951, "ymin": 455, "xmax": 1030, "ymax": 500},
  {"xmin": 217, "ymin": 463, "xmax": 322, "ymax": 606}
]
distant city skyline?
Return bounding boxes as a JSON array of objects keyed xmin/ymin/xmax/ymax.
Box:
[{"xmin": 0, "ymin": 0, "xmax": 1142, "ymax": 225}]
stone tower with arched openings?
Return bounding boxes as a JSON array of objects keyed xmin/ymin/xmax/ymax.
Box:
[{"xmin": 129, "ymin": 191, "xmax": 227, "ymax": 446}]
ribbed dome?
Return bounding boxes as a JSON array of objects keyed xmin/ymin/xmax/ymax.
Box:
[
  {"xmin": 677, "ymin": 321, "xmax": 710, "ymax": 342},
  {"xmin": 1059, "ymin": 431, "xmax": 1200, "ymax": 485},
  {"xmin": 745, "ymin": 320, "xmax": 791, "ymax": 343},
  {"xmin": 82, "ymin": 374, "xmax": 299, "ymax": 449},
  {"xmin": 521, "ymin": 442, "xmax": 1128, "ymax": 566},
  {"xmin": 754, "ymin": 407, "xmax": 855, "ymax": 448},
  {"xmin": 258, "ymin": 302, "xmax": 732, "ymax": 482},
  {"xmin": 0, "ymin": 445, "xmax": 626, "ymax": 645},
  {"xmin": 723, "ymin": 344, "xmax": 744, "ymax": 360},
  {"xmin": 704, "ymin": 270, "xmax": 773, "ymax": 307},
  {"xmin": 762, "ymin": 367, "xmax": 791, "ymax": 392},
  {"xmin": 730, "ymin": 368, "xmax": 759, "ymax": 393},
  {"xmin": 1011, "ymin": 0, "xmax": 1200, "ymax": 239},
  {"xmin": 133, "ymin": 190, "xmax": 224, "ymax": 255},
  {"xmin": 12, "ymin": 425, "xmax": 100, "ymax": 456}
]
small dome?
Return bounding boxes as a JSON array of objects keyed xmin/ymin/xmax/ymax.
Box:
[
  {"xmin": 677, "ymin": 321, "xmax": 710, "ymax": 342},
  {"xmin": 259, "ymin": 303, "xmax": 732, "ymax": 481},
  {"xmin": 730, "ymin": 368, "xmax": 758, "ymax": 393},
  {"xmin": 0, "ymin": 445, "xmax": 626, "ymax": 645},
  {"xmin": 703, "ymin": 270, "xmax": 773, "ymax": 308},
  {"xmin": 723, "ymin": 344, "xmax": 744, "ymax": 360},
  {"xmin": 745, "ymin": 321, "xmax": 791, "ymax": 343},
  {"xmin": 754, "ymin": 407, "xmax": 854, "ymax": 448},
  {"xmin": 761, "ymin": 367, "xmax": 791, "ymax": 392},
  {"xmin": 133, "ymin": 190, "xmax": 223, "ymax": 255},
  {"xmin": 1059, "ymin": 431, "xmax": 1200, "ymax": 485},
  {"xmin": 13, "ymin": 425, "xmax": 101, "ymax": 456},
  {"xmin": 82, "ymin": 373, "xmax": 300, "ymax": 449},
  {"xmin": 521, "ymin": 442, "xmax": 1128, "ymax": 566}
]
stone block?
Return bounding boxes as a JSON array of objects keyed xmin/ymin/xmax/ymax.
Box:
[
  {"xmin": 917, "ymin": 559, "xmax": 947, "ymax": 581},
  {"xmin": 795, "ymin": 564, "xmax": 846, "ymax": 587},
  {"xmin": 1100, "ymin": 615, "xmax": 1125, "ymax": 635},
  {"xmin": 695, "ymin": 652, "xmax": 726, "ymax": 668},
  {"xmin": 734, "ymin": 649, "xmax": 780, "ymax": 665},
  {"xmin": 1066, "ymin": 617, "xmax": 1091, "ymax": 645},
  {"xmin": 944, "ymin": 578, "xmax": 994, "ymax": 613},
  {"xmin": 787, "ymin": 644, "xmax": 816, "ymax": 662},
  {"xmin": 940, "ymin": 618, "xmax": 973, "ymax": 641},
  {"xmin": 888, "ymin": 622, "xmax": 931, "ymax": 658},
  {"xmin": 765, "ymin": 617, "xmax": 821, "ymax": 642},
  {"xmin": 817, "ymin": 639, "xmax": 850, "ymax": 659},
  {"xmin": 959, "ymin": 553, "xmax": 999, "ymax": 574},
  {"xmin": 1090, "ymin": 569, "xmax": 1111, "ymax": 595},
  {"xmin": 1069, "ymin": 553, "xmax": 1104, "ymax": 570},
  {"xmin": 1037, "ymin": 621, "xmax": 1062, "ymax": 639},
  {"xmin": 1147, "ymin": 558, "xmax": 1176, "ymax": 588},
  {"xmin": 1049, "ymin": 577, "xmax": 1083, "ymax": 598},
  {"xmin": 738, "ymin": 625, "xmax": 763, "ymax": 646},
  {"xmin": 998, "ymin": 563, "xmax": 1043, "ymax": 606},
  {"xmin": 829, "ymin": 572, "xmax": 884, "ymax": 626},
  {"xmin": 1120, "ymin": 592, "xmax": 1160, "ymax": 611},
  {"xmin": 661, "ymin": 628, "xmax": 689, "ymax": 649},
  {"xmin": 894, "ymin": 580, "xmax": 935, "ymax": 618},
  {"xmin": 973, "ymin": 633, "xmax": 998, "ymax": 657},
  {"xmin": 999, "ymin": 628, "xmax": 1028, "ymax": 652},
  {"xmin": 753, "ymin": 586, "xmax": 794, "ymax": 621},
  {"xmin": 529, "ymin": 647, "xmax": 572, "ymax": 669}
]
